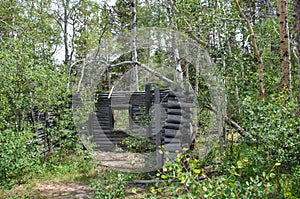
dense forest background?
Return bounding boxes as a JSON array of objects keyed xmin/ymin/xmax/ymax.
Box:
[{"xmin": 1, "ymin": 0, "xmax": 300, "ymax": 198}]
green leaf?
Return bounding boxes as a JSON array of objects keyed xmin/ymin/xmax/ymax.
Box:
[
  {"xmin": 237, "ymin": 161, "xmax": 243, "ymax": 168},
  {"xmin": 150, "ymin": 187, "xmax": 156, "ymax": 194},
  {"xmin": 161, "ymin": 174, "xmax": 168, "ymax": 179},
  {"xmin": 269, "ymin": 173, "xmax": 276, "ymax": 178},
  {"xmin": 132, "ymin": 187, "xmax": 137, "ymax": 194}
]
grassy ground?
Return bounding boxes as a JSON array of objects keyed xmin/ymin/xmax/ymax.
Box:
[
  {"xmin": 0, "ymin": 151, "xmax": 154, "ymax": 199},
  {"xmin": 0, "ymin": 131, "xmax": 217, "ymax": 199}
]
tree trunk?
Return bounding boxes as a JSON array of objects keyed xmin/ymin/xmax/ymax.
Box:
[
  {"xmin": 63, "ymin": 0, "xmax": 69, "ymax": 66},
  {"xmin": 293, "ymin": 0, "xmax": 300, "ymax": 116},
  {"xmin": 166, "ymin": 0, "xmax": 183, "ymax": 82},
  {"xmin": 278, "ymin": 0, "xmax": 292, "ymax": 97},
  {"xmin": 234, "ymin": 0, "xmax": 265, "ymax": 101},
  {"xmin": 131, "ymin": 0, "xmax": 139, "ymax": 91}
]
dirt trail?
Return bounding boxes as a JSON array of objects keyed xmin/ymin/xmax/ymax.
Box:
[
  {"xmin": 5, "ymin": 151, "xmax": 149, "ymax": 198},
  {"xmin": 32, "ymin": 182, "xmax": 93, "ymax": 199}
]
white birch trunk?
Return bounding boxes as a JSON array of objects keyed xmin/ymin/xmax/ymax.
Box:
[
  {"xmin": 166, "ymin": 0, "xmax": 183, "ymax": 82},
  {"xmin": 131, "ymin": 0, "xmax": 139, "ymax": 91}
]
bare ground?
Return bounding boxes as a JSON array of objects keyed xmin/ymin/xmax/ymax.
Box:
[
  {"xmin": 1, "ymin": 151, "xmax": 150, "ymax": 199},
  {"xmin": 31, "ymin": 182, "xmax": 93, "ymax": 199}
]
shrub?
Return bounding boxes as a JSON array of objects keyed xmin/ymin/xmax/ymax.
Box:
[
  {"xmin": 0, "ymin": 130, "xmax": 39, "ymax": 188},
  {"xmin": 147, "ymin": 152, "xmax": 278, "ymax": 199},
  {"xmin": 90, "ymin": 169, "xmax": 134, "ymax": 199},
  {"xmin": 239, "ymin": 95, "xmax": 300, "ymax": 166}
]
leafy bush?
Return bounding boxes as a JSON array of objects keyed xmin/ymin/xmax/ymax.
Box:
[
  {"xmin": 277, "ymin": 165, "xmax": 300, "ymax": 198},
  {"xmin": 34, "ymin": 147, "xmax": 96, "ymax": 182},
  {"xmin": 146, "ymin": 92, "xmax": 300, "ymax": 198},
  {"xmin": 121, "ymin": 136, "xmax": 155, "ymax": 153},
  {"xmin": 239, "ymin": 95, "xmax": 300, "ymax": 165},
  {"xmin": 0, "ymin": 130, "xmax": 39, "ymax": 187},
  {"xmin": 0, "ymin": 36, "xmax": 79, "ymax": 188},
  {"xmin": 90, "ymin": 169, "xmax": 134, "ymax": 199},
  {"xmin": 146, "ymin": 152, "xmax": 278, "ymax": 199}
]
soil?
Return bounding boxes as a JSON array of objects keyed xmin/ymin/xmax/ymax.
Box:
[
  {"xmin": 31, "ymin": 182, "xmax": 93, "ymax": 199},
  {"xmin": 2, "ymin": 151, "xmax": 150, "ymax": 199}
]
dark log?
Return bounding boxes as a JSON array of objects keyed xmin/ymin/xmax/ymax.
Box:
[
  {"xmin": 167, "ymin": 114, "xmax": 182, "ymax": 123},
  {"xmin": 168, "ymin": 101, "xmax": 193, "ymax": 108},
  {"xmin": 164, "ymin": 122, "xmax": 189, "ymax": 130},
  {"xmin": 154, "ymin": 87, "xmax": 163, "ymax": 168},
  {"xmin": 167, "ymin": 108, "xmax": 192, "ymax": 115},
  {"xmin": 164, "ymin": 152, "xmax": 179, "ymax": 160},
  {"xmin": 164, "ymin": 143, "xmax": 182, "ymax": 152},
  {"xmin": 164, "ymin": 129, "xmax": 182, "ymax": 138},
  {"xmin": 164, "ymin": 123, "xmax": 181, "ymax": 130},
  {"xmin": 164, "ymin": 137, "xmax": 181, "ymax": 143},
  {"xmin": 145, "ymin": 83, "xmax": 152, "ymax": 115},
  {"xmin": 166, "ymin": 115, "xmax": 192, "ymax": 124}
]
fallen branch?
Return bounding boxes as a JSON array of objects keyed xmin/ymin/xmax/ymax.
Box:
[
  {"xmin": 204, "ymin": 104, "xmax": 257, "ymax": 142},
  {"xmin": 226, "ymin": 116, "xmax": 257, "ymax": 143},
  {"xmin": 128, "ymin": 175, "xmax": 206, "ymax": 184}
]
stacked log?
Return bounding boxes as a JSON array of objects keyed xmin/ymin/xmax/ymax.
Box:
[
  {"xmin": 31, "ymin": 106, "xmax": 56, "ymax": 152},
  {"xmin": 163, "ymin": 90, "xmax": 194, "ymax": 161}
]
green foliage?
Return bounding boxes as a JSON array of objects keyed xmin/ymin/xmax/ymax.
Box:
[
  {"xmin": 34, "ymin": 148, "xmax": 96, "ymax": 182},
  {"xmin": 0, "ymin": 148, "xmax": 96, "ymax": 197},
  {"xmin": 147, "ymin": 91, "xmax": 300, "ymax": 199},
  {"xmin": 0, "ymin": 130, "xmax": 40, "ymax": 187},
  {"xmin": 121, "ymin": 136, "xmax": 155, "ymax": 153},
  {"xmin": 90, "ymin": 169, "xmax": 134, "ymax": 199},
  {"xmin": 146, "ymin": 152, "xmax": 278, "ymax": 199},
  {"xmin": 0, "ymin": 7, "xmax": 76, "ymax": 187},
  {"xmin": 279, "ymin": 165, "xmax": 300, "ymax": 198},
  {"xmin": 239, "ymin": 95, "xmax": 300, "ymax": 165},
  {"xmin": 146, "ymin": 144, "xmax": 299, "ymax": 199},
  {"xmin": 74, "ymin": 0, "xmax": 103, "ymax": 59}
]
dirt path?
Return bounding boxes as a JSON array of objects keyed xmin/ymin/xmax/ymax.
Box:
[
  {"xmin": 31, "ymin": 182, "xmax": 93, "ymax": 199},
  {"xmin": 1, "ymin": 182, "xmax": 93, "ymax": 199},
  {"xmin": 2, "ymin": 151, "xmax": 150, "ymax": 198}
]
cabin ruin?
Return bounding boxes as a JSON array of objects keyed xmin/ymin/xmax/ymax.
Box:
[{"xmin": 73, "ymin": 83, "xmax": 197, "ymax": 167}]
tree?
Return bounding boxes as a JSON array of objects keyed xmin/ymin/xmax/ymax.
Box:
[
  {"xmin": 0, "ymin": 0, "xmax": 75, "ymax": 186},
  {"xmin": 234, "ymin": 0, "xmax": 265, "ymax": 101},
  {"xmin": 131, "ymin": 0, "xmax": 139, "ymax": 91},
  {"xmin": 74, "ymin": 0, "xmax": 104, "ymax": 59},
  {"xmin": 293, "ymin": 0, "xmax": 300, "ymax": 115},
  {"xmin": 278, "ymin": 0, "xmax": 292, "ymax": 97},
  {"xmin": 50, "ymin": 0, "xmax": 83, "ymax": 66},
  {"xmin": 114, "ymin": 0, "xmax": 132, "ymax": 32},
  {"xmin": 166, "ymin": 0, "xmax": 183, "ymax": 81}
]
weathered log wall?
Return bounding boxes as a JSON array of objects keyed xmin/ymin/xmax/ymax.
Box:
[{"xmin": 35, "ymin": 85, "xmax": 196, "ymax": 166}]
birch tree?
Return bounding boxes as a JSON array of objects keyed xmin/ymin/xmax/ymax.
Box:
[
  {"xmin": 293, "ymin": 0, "xmax": 300, "ymax": 115},
  {"xmin": 234, "ymin": 0, "xmax": 265, "ymax": 101},
  {"xmin": 166, "ymin": 0, "xmax": 183, "ymax": 82},
  {"xmin": 131, "ymin": 0, "xmax": 139, "ymax": 91}
]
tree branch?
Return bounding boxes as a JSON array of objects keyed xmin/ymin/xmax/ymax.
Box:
[
  {"xmin": 170, "ymin": 2, "xmax": 209, "ymax": 48},
  {"xmin": 110, "ymin": 61, "xmax": 174, "ymax": 84},
  {"xmin": 204, "ymin": 104, "xmax": 257, "ymax": 143},
  {"xmin": 234, "ymin": 0, "xmax": 265, "ymax": 101}
]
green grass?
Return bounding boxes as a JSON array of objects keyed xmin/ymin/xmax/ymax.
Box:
[{"xmin": 0, "ymin": 150, "xmax": 97, "ymax": 198}]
